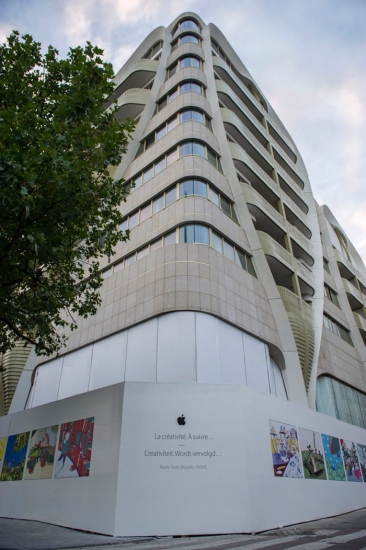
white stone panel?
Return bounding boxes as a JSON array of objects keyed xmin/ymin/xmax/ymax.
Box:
[
  {"xmin": 31, "ymin": 357, "xmax": 63, "ymax": 407},
  {"xmin": 196, "ymin": 312, "xmax": 219, "ymax": 383},
  {"xmin": 58, "ymin": 345, "xmax": 92, "ymax": 400},
  {"xmin": 125, "ymin": 318, "xmax": 158, "ymax": 382},
  {"xmin": 89, "ymin": 331, "xmax": 128, "ymax": 391},
  {"xmin": 217, "ymin": 318, "xmax": 246, "ymax": 384},
  {"xmin": 157, "ymin": 311, "xmax": 196, "ymax": 382},
  {"xmin": 244, "ymin": 332, "xmax": 270, "ymax": 394}
]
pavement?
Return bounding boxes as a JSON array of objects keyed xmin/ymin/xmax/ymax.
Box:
[{"xmin": 0, "ymin": 508, "xmax": 366, "ymax": 550}]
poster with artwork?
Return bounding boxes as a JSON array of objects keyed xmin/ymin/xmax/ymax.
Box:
[
  {"xmin": 356, "ymin": 444, "xmax": 366, "ymax": 482},
  {"xmin": 0, "ymin": 437, "xmax": 6, "ymax": 474},
  {"xmin": 0, "ymin": 432, "xmax": 30, "ymax": 481},
  {"xmin": 321, "ymin": 434, "xmax": 346, "ymax": 481},
  {"xmin": 54, "ymin": 417, "xmax": 94, "ymax": 479},
  {"xmin": 269, "ymin": 420, "xmax": 303, "ymax": 478},
  {"xmin": 298, "ymin": 428, "xmax": 326, "ymax": 480},
  {"xmin": 24, "ymin": 426, "xmax": 59, "ymax": 480},
  {"xmin": 340, "ymin": 439, "xmax": 363, "ymax": 482}
]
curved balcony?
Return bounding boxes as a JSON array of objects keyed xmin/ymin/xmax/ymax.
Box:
[
  {"xmin": 282, "ymin": 191, "xmax": 311, "ymax": 239},
  {"xmin": 215, "ymin": 81, "xmax": 267, "ymax": 145},
  {"xmin": 229, "ymin": 142, "xmax": 279, "ymax": 206},
  {"xmin": 278, "ymin": 172, "xmax": 308, "ymax": 214},
  {"xmin": 167, "ymin": 42, "xmax": 205, "ymax": 67},
  {"xmin": 114, "ymin": 89, "xmax": 150, "ymax": 121},
  {"xmin": 257, "ymin": 230, "xmax": 293, "ymax": 270},
  {"xmin": 294, "ymin": 257, "xmax": 315, "ymax": 292},
  {"xmin": 277, "ymin": 286, "xmax": 313, "ymax": 324},
  {"xmin": 268, "ymin": 122, "xmax": 297, "ymax": 164},
  {"xmin": 242, "ymin": 183, "xmax": 285, "ymax": 233},
  {"xmin": 288, "ymin": 224, "xmax": 313, "ymax": 259},
  {"xmin": 354, "ymin": 311, "xmax": 366, "ymax": 333},
  {"xmin": 213, "ymin": 57, "xmax": 264, "ymax": 121},
  {"xmin": 342, "ymin": 278, "xmax": 365, "ymax": 308},
  {"xmin": 107, "ymin": 59, "xmax": 159, "ymax": 107},
  {"xmin": 273, "ymin": 148, "xmax": 305, "ymax": 190},
  {"xmin": 334, "ymin": 249, "xmax": 366, "ymax": 290}
]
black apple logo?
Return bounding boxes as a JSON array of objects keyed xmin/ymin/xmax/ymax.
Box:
[{"xmin": 177, "ymin": 414, "xmax": 186, "ymax": 426}]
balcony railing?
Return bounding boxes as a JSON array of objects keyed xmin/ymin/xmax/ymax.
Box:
[{"xmin": 242, "ymin": 183, "xmax": 285, "ymax": 230}]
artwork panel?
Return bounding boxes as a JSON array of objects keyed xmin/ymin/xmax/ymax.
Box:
[
  {"xmin": 0, "ymin": 436, "xmax": 7, "ymax": 474},
  {"xmin": 0, "ymin": 432, "xmax": 30, "ymax": 481},
  {"xmin": 340, "ymin": 439, "xmax": 363, "ymax": 483},
  {"xmin": 298, "ymin": 428, "xmax": 327, "ymax": 480},
  {"xmin": 356, "ymin": 444, "xmax": 366, "ymax": 482},
  {"xmin": 24, "ymin": 425, "xmax": 59, "ymax": 480},
  {"xmin": 54, "ymin": 417, "xmax": 94, "ymax": 479},
  {"xmin": 269, "ymin": 420, "xmax": 303, "ymax": 478},
  {"xmin": 321, "ymin": 434, "xmax": 346, "ymax": 482}
]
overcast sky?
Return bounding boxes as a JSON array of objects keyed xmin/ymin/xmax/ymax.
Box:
[{"xmin": 1, "ymin": 0, "xmax": 365, "ymax": 264}]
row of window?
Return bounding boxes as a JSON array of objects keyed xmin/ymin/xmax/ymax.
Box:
[
  {"xmin": 126, "ymin": 140, "xmax": 223, "ymax": 193},
  {"xmin": 171, "ymin": 34, "xmax": 200, "ymax": 52},
  {"xmin": 172, "ymin": 19, "xmax": 200, "ymax": 38},
  {"xmin": 103, "ymin": 224, "xmax": 255, "ymax": 280},
  {"xmin": 168, "ymin": 56, "xmax": 202, "ymax": 79},
  {"xmin": 143, "ymin": 40, "xmax": 163, "ymax": 60},
  {"xmin": 324, "ymin": 284, "xmax": 340, "ymax": 308},
  {"xmin": 119, "ymin": 179, "xmax": 238, "ymax": 234},
  {"xmin": 316, "ymin": 375, "xmax": 366, "ymax": 429},
  {"xmin": 155, "ymin": 81, "xmax": 204, "ymax": 114},
  {"xmin": 136, "ymin": 109, "xmax": 212, "ymax": 157},
  {"xmin": 323, "ymin": 313, "xmax": 352, "ymax": 345}
]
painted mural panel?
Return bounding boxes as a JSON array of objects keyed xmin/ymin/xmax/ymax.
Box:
[
  {"xmin": 24, "ymin": 426, "xmax": 59, "ymax": 480},
  {"xmin": 269, "ymin": 420, "xmax": 303, "ymax": 478},
  {"xmin": 0, "ymin": 437, "xmax": 6, "ymax": 473},
  {"xmin": 321, "ymin": 434, "xmax": 346, "ymax": 481},
  {"xmin": 356, "ymin": 444, "xmax": 366, "ymax": 482},
  {"xmin": 54, "ymin": 417, "xmax": 94, "ymax": 479},
  {"xmin": 0, "ymin": 432, "xmax": 29, "ymax": 481},
  {"xmin": 340, "ymin": 439, "xmax": 363, "ymax": 482},
  {"xmin": 298, "ymin": 428, "xmax": 326, "ymax": 480}
]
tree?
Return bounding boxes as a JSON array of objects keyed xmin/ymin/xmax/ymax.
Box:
[{"xmin": 0, "ymin": 31, "xmax": 135, "ymax": 356}]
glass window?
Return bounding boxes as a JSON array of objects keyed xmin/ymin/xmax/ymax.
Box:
[
  {"xmin": 150, "ymin": 238, "xmax": 163, "ymax": 252},
  {"xmin": 180, "ymin": 224, "xmax": 209, "ymax": 244},
  {"xmin": 210, "ymin": 187, "xmax": 219, "ymax": 206},
  {"xmin": 195, "ymin": 224, "xmax": 209, "ymax": 244},
  {"xmin": 129, "ymin": 212, "xmax": 139, "ymax": 229},
  {"xmin": 158, "ymin": 97, "xmax": 167, "ymax": 110},
  {"xmin": 194, "ymin": 180, "xmax": 207, "ymax": 197},
  {"xmin": 168, "ymin": 88, "xmax": 178, "ymax": 102},
  {"xmin": 165, "ymin": 187, "xmax": 176, "ymax": 206},
  {"xmin": 125, "ymin": 254, "xmax": 135, "ymax": 267},
  {"xmin": 212, "ymin": 231, "xmax": 223, "ymax": 253},
  {"xmin": 180, "ymin": 20, "xmax": 199, "ymax": 32},
  {"xmin": 180, "ymin": 142, "xmax": 193, "ymax": 156},
  {"xmin": 323, "ymin": 315, "xmax": 331, "ymax": 330},
  {"xmin": 331, "ymin": 378, "xmax": 352, "ymax": 424},
  {"xmin": 180, "ymin": 224, "xmax": 195, "ymax": 243},
  {"xmin": 137, "ymin": 246, "xmax": 149, "ymax": 260},
  {"xmin": 231, "ymin": 206, "xmax": 239, "ymax": 223},
  {"xmin": 167, "ymin": 116, "xmax": 178, "ymax": 132},
  {"xmin": 345, "ymin": 386, "xmax": 364, "ymax": 428},
  {"xmin": 169, "ymin": 64, "xmax": 177, "ymax": 78},
  {"xmin": 235, "ymin": 249, "xmax": 246, "ymax": 269},
  {"xmin": 179, "ymin": 180, "xmax": 194, "ymax": 196},
  {"xmin": 207, "ymin": 148, "xmax": 217, "ymax": 166},
  {"xmin": 220, "ymin": 196, "xmax": 232, "ymax": 217},
  {"xmin": 152, "ymin": 195, "xmax": 164, "ymax": 214},
  {"xmin": 119, "ymin": 219, "xmax": 128, "ymax": 232},
  {"xmin": 143, "ymin": 166, "xmax": 153, "ymax": 183},
  {"xmin": 246, "ymin": 256, "xmax": 256, "ymax": 277},
  {"xmin": 154, "ymin": 157, "xmax": 165, "ymax": 175},
  {"xmin": 164, "ymin": 231, "xmax": 176, "ymax": 245},
  {"xmin": 205, "ymin": 118, "xmax": 213, "ymax": 131},
  {"xmin": 192, "ymin": 142, "xmax": 205, "ymax": 156},
  {"xmin": 102, "ymin": 267, "xmax": 112, "ymax": 279},
  {"xmin": 191, "ymin": 110, "xmax": 204, "ymax": 123},
  {"xmin": 140, "ymin": 204, "xmax": 151, "ymax": 223},
  {"xmin": 156, "ymin": 126, "xmax": 167, "ymax": 141},
  {"xmin": 145, "ymin": 135, "xmax": 155, "ymax": 150},
  {"xmin": 114, "ymin": 261, "xmax": 123, "ymax": 273},
  {"xmin": 180, "ymin": 35, "xmax": 199, "ymax": 45},
  {"xmin": 166, "ymin": 148, "xmax": 178, "ymax": 166},
  {"xmin": 180, "ymin": 57, "xmax": 200, "ymax": 69},
  {"xmin": 133, "ymin": 174, "xmax": 142, "ymax": 189},
  {"xmin": 223, "ymin": 240, "xmax": 235, "ymax": 262}
]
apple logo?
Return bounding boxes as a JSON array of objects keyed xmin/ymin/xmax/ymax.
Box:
[{"xmin": 177, "ymin": 414, "xmax": 186, "ymax": 426}]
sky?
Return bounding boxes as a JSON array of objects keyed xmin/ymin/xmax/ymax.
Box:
[{"xmin": 1, "ymin": 0, "xmax": 365, "ymax": 264}]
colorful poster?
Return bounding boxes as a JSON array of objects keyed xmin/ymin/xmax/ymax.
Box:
[
  {"xmin": 54, "ymin": 417, "xmax": 94, "ymax": 479},
  {"xmin": 0, "ymin": 437, "xmax": 6, "ymax": 474},
  {"xmin": 340, "ymin": 439, "xmax": 363, "ymax": 482},
  {"xmin": 356, "ymin": 444, "xmax": 366, "ymax": 482},
  {"xmin": 0, "ymin": 432, "xmax": 30, "ymax": 481},
  {"xmin": 299, "ymin": 428, "xmax": 327, "ymax": 480},
  {"xmin": 321, "ymin": 434, "xmax": 346, "ymax": 481},
  {"xmin": 269, "ymin": 420, "xmax": 303, "ymax": 478},
  {"xmin": 24, "ymin": 426, "xmax": 59, "ymax": 480}
]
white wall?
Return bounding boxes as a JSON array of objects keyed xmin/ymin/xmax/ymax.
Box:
[{"xmin": 28, "ymin": 312, "xmax": 286, "ymax": 409}]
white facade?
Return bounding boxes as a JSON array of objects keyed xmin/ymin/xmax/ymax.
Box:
[{"xmin": 2, "ymin": 12, "xmax": 366, "ymax": 535}]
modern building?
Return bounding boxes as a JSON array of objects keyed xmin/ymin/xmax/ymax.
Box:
[{"xmin": 1, "ymin": 12, "xmax": 366, "ymax": 537}]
